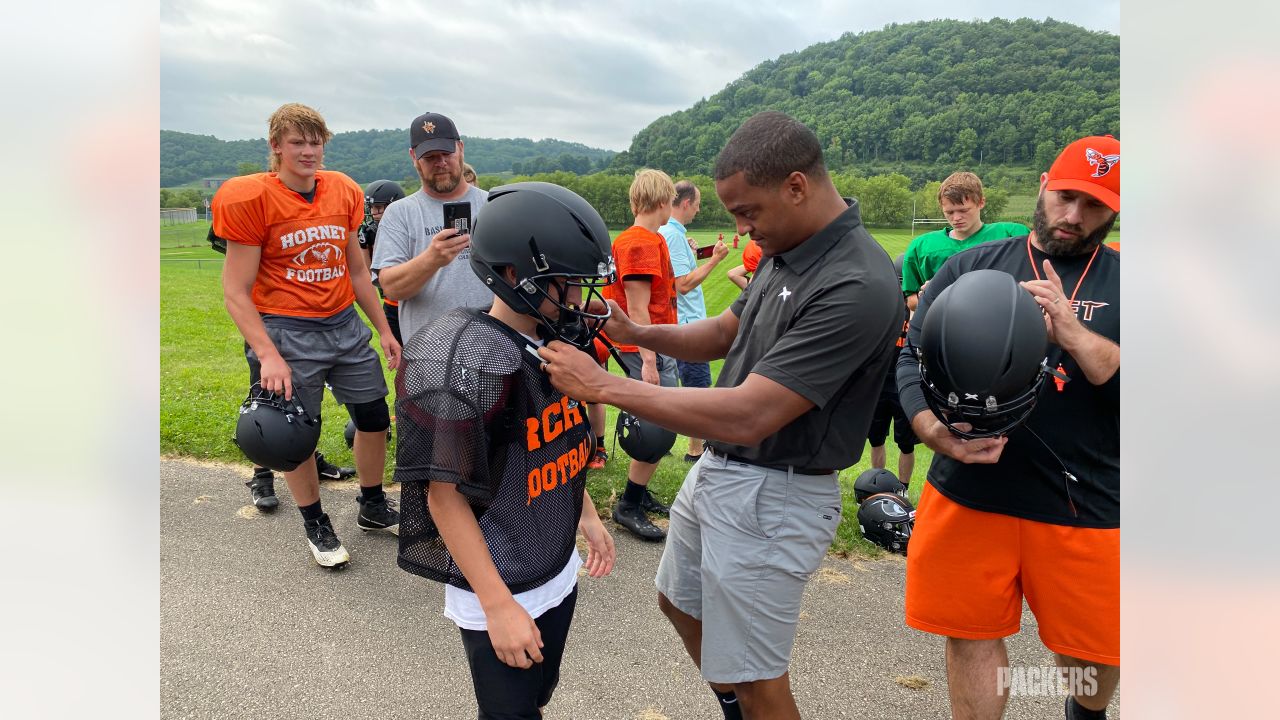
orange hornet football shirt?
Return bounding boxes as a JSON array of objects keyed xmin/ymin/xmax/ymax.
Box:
[
  {"xmin": 213, "ymin": 171, "xmax": 364, "ymax": 318},
  {"xmin": 603, "ymin": 225, "xmax": 677, "ymax": 352}
]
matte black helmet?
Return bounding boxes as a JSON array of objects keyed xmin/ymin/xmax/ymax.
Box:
[
  {"xmin": 916, "ymin": 269, "xmax": 1050, "ymax": 439},
  {"xmin": 893, "ymin": 252, "xmax": 905, "ymax": 284},
  {"xmin": 616, "ymin": 411, "xmax": 676, "ymax": 464},
  {"xmin": 854, "ymin": 468, "xmax": 907, "ymax": 504},
  {"xmin": 857, "ymin": 492, "xmax": 916, "ymax": 554},
  {"xmin": 343, "ymin": 418, "xmax": 392, "ymax": 450},
  {"xmin": 234, "ymin": 384, "xmax": 321, "ymax": 471},
  {"xmin": 365, "ymin": 179, "xmax": 406, "ymax": 207},
  {"xmin": 469, "ymin": 182, "xmax": 616, "ymax": 351}
]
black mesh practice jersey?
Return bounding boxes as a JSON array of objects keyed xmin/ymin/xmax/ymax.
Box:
[
  {"xmin": 897, "ymin": 237, "xmax": 1120, "ymax": 528},
  {"xmin": 395, "ymin": 308, "xmax": 590, "ymax": 593}
]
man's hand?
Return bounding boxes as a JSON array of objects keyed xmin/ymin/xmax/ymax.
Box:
[
  {"xmin": 538, "ymin": 341, "xmax": 616, "ymax": 402},
  {"xmin": 710, "ymin": 239, "xmax": 729, "ymax": 261},
  {"xmin": 483, "ymin": 598, "xmax": 544, "ymax": 669},
  {"xmin": 380, "ymin": 333, "xmax": 402, "ymax": 371},
  {"xmin": 911, "ymin": 411, "xmax": 1007, "ymax": 464},
  {"xmin": 641, "ymin": 358, "xmax": 659, "ymax": 386},
  {"xmin": 258, "ymin": 353, "xmax": 294, "ymax": 401},
  {"xmin": 591, "ymin": 299, "xmax": 639, "ymax": 347},
  {"xmin": 424, "ymin": 227, "xmax": 470, "ymax": 267},
  {"xmin": 1020, "ymin": 259, "xmax": 1087, "ymax": 350},
  {"xmin": 578, "ymin": 513, "xmax": 616, "ymax": 578}
]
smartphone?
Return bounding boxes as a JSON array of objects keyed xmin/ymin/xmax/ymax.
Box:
[
  {"xmin": 442, "ymin": 201, "xmax": 471, "ymax": 237},
  {"xmin": 696, "ymin": 244, "xmax": 715, "ymax": 259}
]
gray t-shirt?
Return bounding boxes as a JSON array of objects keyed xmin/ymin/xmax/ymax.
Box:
[{"xmin": 371, "ymin": 185, "xmax": 492, "ymax": 342}]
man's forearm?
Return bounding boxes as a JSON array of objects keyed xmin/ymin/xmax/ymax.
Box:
[
  {"xmin": 1062, "ymin": 330, "xmax": 1119, "ymax": 385},
  {"xmin": 379, "ymin": 252, "xmax": 445, "ymax": 300},
  {"xmin": 628, "ymin": 315, "xmax": 733, "ymax": 362},
  {"xmin": 594, "ymin": 374, "xmax": 790, "ymax": 446}
]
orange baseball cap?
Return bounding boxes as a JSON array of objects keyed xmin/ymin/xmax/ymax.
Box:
[{"xmin": 1045, "ymin": 135, "xmax": 1120, "ymax": 212}]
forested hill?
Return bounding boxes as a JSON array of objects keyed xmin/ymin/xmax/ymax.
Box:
[
  {"xmin": 617, "ymin": 18, "xmax": 1118, "ymax": 178},
  {"xmin": 160, "ymin": 129, "xmax": 615, "ymax": 186}
]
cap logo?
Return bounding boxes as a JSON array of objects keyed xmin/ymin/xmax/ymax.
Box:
[
  {"xmin": 422, "ymin": 121, "xmax": 436, "ymax": 134},
  {"xmin": 1085, "ymin": 147, "xmax": 1120, "ymax": 178}
]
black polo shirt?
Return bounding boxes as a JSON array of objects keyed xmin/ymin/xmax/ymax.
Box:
[
  {"xmin": 708, "ymin": 201, "xmax": 904, "ymax": 470},
  {"xmin": 896, "ymin": 238, "xmax": 1120, "ymax": 528}
]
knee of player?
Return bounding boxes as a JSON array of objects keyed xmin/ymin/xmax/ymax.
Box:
[{"xmin": 347, "ymin": 399, "xmax": 391, "ymax": 433}]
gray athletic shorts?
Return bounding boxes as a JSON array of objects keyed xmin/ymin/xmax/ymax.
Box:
[
  {"xmin": 654, "ymin": 451, "xmax": 842, "ymax": 683},
  {"xmin": 245, "ymin": 312, "xmax": 388, "ymax": 422},
  {"xmin": 617, "ymin": 350, "xmax": 679, "ymax": 388}
]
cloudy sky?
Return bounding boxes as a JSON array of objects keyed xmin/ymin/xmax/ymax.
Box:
[{"xmin": 161, "ymin": 0, "xmax": 1118, "ymax": 151}]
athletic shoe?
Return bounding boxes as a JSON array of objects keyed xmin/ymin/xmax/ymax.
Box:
[
  {"xmin": 612, "ymin": 500, "xmax": 665, "ymax": 541},
  {"xmin": 304, "ymin": 513, "xmax": 350, "ymax": 568},
  {"xmin": 640, "ymin": 488, "xmax": 670, "ymax": 515},
  {"xmin": 315, "ymin": 452, "xmax": 356, "ymax": 480},
  {"xmin": 246, "ymin": 469, "xmax": 279, "ymax": 512},
  {"xmin": 587, "ymin": 448, "xmax": 608, "ymax": 470},
  {"xmin": 682, "ymin": 453, "xmax": 703, "ymax": 463},
  {"xmin": 356, "ymin": 494, "xmax": 400, "ymax": 535}
]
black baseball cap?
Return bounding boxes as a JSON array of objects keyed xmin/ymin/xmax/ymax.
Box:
[{"xmin": 410, "ymin": 112, "xmax": 460, "ymax": 159}]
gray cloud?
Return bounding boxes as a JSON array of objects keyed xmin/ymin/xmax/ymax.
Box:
[{"xmin": 161, "ymin": 0, "xmax": 1119, "ymax": 150}]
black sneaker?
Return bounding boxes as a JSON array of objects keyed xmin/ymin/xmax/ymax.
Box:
[
  {"xmin": 315, "ymin": 452, "xmax": 356, "ymax": 480},
  {"xmin": 612, "ymin": 500, "xmax": 665, "ymax": 541},
  {"xmin": 246, "ymin": 469, "xmax": 279, "ymax": 512},
  {"xmin": 683, "ymin": 453, "xmax": 703, "ymax": 463},
  {"xmin": 304, "ymin": 513, "xmax": 350, "ymax": 568},
  {"xmin": 640, "ymin": 488, "xmax": 670, "ymax": 515},
  {"xmin": 356, "ymin": 494, "xmax": 400, "ymax": 535}
]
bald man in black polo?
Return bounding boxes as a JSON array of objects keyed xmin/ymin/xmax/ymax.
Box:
[{"xmin": 538, "ymin": 111, "xmax": 903, "ymax": 720}]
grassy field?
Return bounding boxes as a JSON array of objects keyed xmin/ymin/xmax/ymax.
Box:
[{"xmin": 160, "ymin": 222, "xmax": 935, "ymax": 556}]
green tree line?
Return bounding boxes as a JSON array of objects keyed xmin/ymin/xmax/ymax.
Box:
[
  {"xmin": 615, "ymin": 18, "xmax": 1117, "ymax": 184},
  {"xmin": 161, "ymin": 129, "xmax": 615, "ymax": 187}
]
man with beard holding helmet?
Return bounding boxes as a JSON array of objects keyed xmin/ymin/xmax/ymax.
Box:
[
  {"xmin": 897, "ymin": 136, "xmax": 1121, "ymax": 720},
  {"xmin": 394, "ymin": 182, "xmax": 615, "ymax": 720},
  {"xmin": 372, "ymin": 112, "xmax": 492, "ymax": 343}
]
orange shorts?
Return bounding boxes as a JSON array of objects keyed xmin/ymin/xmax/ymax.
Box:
[{"xmin": 905, "ymin": 483, "xmax": 1119, "ymax": 666}]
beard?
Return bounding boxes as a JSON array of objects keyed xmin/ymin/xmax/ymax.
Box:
[
  {"xmin": 416, "ymin": 159, "xmax": 462, "ymax": 195},
  {"xmin": 1032, "ymin": 195, "xmax": 1117, "ymax": 257}
]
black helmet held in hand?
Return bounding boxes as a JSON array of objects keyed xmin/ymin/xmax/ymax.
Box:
[
  {"xmin": 469, "ymin": 182, "xmax": 616, "ymax": 351},
  {"xmin": 915, "ymin": 269, "xmax": 1051, "ymax": 439},
  {"xmin": 616, "ymin": 411, "xmax": 676, "ymax": 465},
  {"xmin": 854, "ymin": 468, "xmax": 907, "ymax": 504},
  {"xmin": 234, "ymin": 384, "xmax": 321, "ymax": 471}
]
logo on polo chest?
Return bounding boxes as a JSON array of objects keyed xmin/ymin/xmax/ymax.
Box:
[{"xmin": 778, "ymin": 286, "xmax": 792, "ymax": 301}]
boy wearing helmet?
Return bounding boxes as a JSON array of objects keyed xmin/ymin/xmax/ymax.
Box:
[
  {"xmin": 394, "ymin": 182, "xmax": 616, "ymax": 720},
  {"xmin": 897, "ymin": 136, "xmax": 1121, "ymax": 719}
]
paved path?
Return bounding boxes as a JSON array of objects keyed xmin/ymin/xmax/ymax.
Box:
[{"xmin": 160, "ymin": 459, "xmax": 1117, "ymax": 719}]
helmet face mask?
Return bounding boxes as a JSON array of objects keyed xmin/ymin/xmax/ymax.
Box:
[
  {"xmin": 470, "ymin": 182, "xmax": 618, "ymax": 352},
  {"xmin": 234, "ymin": 383, "xmax": 321, "ymax": 471},
  {"xmin": 914, "ymin": 269, "xmax": 1050, "ymax": 440}
]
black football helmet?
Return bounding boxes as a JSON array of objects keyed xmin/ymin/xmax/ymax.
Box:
[
  {"xmin": 616, "ymin": 411, "xmax": 676, "ymax": 464},
  {"xmin": 893, "ymin": 252, "xmax": 905, "ymax": 284},
  {"xmin": 915, "ymin": 269, "xmax": 1054, "ymax": 439},
  {"xmin": 857, "ymin": 492, "xmax": 915, "ymax": 554},
  {"xmin": 234, "ymin": 384, "xmax": 321, "ymax": 471},
  {"xmin": 469, "ymin": 182, "xmax": 616, "ymax": 352},
  {"xmin": 854, "ymin": 468, "xmax": 907, "ymax": 504},
  {"xmin": 365, "ymin": 179, "xmax": 406, "ymax": 210}
]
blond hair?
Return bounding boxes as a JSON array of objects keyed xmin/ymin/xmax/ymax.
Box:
[
  {"xmin": 267, "ymin": 103, "xmax": 333, "ymax": 172},
  {"xmin": 629, "ymin": 168, "xmax": 676, "ymax": 215},
  {"xmin": 463, "ymin": 162, "xmax": 477, "ymax": 183},
  {"xmin": 938, "ymin": 171, "xmax": 985, "ymax": 206}
]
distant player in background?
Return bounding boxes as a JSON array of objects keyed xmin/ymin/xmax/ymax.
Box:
[
  {"xmin": 358, "ymin": 179, "xmax": 407, "ymax": 344},
  {"xmin": 901, "ymin": 172, "xmax": 1029, "ymax": 311},
  {"xmin": 726, "ymin": 238, "xmax": 762, "ymax": 290},
  {"xmin": 864, "ymin": 252, "xmax": 916, "ymax": 488}
]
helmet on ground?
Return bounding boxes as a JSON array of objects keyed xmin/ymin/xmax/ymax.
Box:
[
  {"xmin": 857, "ymin": 492, "xmax": 915, "ymax": 554},
  {"xmin": 234, "ymin": 384, "xmax": 321, "ymax": 471},
  {"xmin": 469, "ymin": 182, "xmax": 616, "ymax": 351},
  {"xmin": 854, "ymin": 468, "xmax": 907, "ymax": 504},
  {"xmin": 344, "ymin": 419, "xmax": 392, "ymax": 450},
  {"xmin": 616, "ymin": 411, "xmax": 675, "ymax": 464},
  {"xmin": 916, "ymin": 269, "xmax": 1050, "ymax": 439}
]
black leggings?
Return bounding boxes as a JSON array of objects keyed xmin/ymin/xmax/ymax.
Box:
[{"xmin": 458, "ymin": 586, "xmax": 578, "ymax": 720}]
